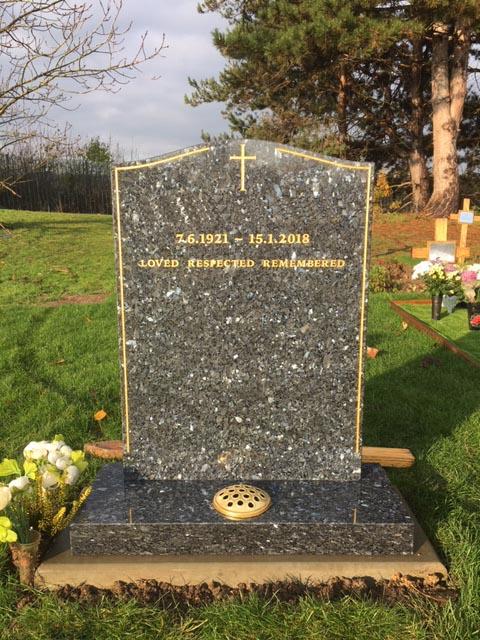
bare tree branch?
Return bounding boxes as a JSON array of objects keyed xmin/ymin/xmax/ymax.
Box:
[{"xmin": 0, "ymin": 0, "xmax": 166, "ymax": 155}]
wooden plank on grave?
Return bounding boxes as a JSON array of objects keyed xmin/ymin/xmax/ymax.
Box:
[
  {"xmin": 412, "ymin": 247, "xmax": 429, "ymax": 259},
  {"xmin": 456, "ymin": 247, "xmax": 470, "ymax": 259},
  {"xmin": 389, "ymin": 299, "xmax": 480, "ymax": 369},
  {"xmin": 435, "ymin": 218, "xmax": 449, "ymax": 241},
  {"xmin": 362, "ymin": 446, "xmax": 415, "ymax": 468},
  {"xmin": 459, "ymin": 223, "xmax": 469, "ymax": 249}
]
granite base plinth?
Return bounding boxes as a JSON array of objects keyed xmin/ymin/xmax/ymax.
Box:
[{"xmin": 70, "ymin": 464, "xmax": 414, "ymax": 556}]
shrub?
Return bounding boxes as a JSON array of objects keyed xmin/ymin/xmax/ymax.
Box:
[{"xmin": 369, "ymin": 260, "xmax": 410, "ymax": 292}]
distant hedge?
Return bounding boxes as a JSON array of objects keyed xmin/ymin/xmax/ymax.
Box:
[{"xmin": 0, "ymin": 154, "xmax": 112, "ymax": 214}]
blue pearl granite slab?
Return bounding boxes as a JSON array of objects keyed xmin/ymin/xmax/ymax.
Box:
[
  {"xmin": 70, "ymin": 464, "xmax": 414, "ymax": 556},
  {"xmin": 113, "ymin": 141, "xmax": 374, "ymax": 482}
]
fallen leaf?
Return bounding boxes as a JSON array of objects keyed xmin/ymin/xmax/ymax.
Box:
[
  {"xmin": 94, "ymin": 409, "xmax": 107, "ymax": 422},
  {"xmin": 367, "ymin": 346, "xmax": 379, "ymax": 359},
  {"xmin": 53, "ymin": 359, "xmax": 65, "ymax": 365},
  {"xmin": 401, "ymin": 321, "xmax": 409, "ymax": 331}
]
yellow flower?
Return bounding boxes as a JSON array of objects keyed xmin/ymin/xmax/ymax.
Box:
[{"xmin": 0, "ymin": 516, "xmax": 17, "ymax": 543}]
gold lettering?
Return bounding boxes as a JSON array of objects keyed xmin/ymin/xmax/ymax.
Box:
[
  {"xmin": 186, "ymin": 258, "xmax": 255, "ymax": 269},
  {"xmin": 140, "ymin": 255, "xmax": 345, "ymax": 270},
  {"xmin": 260, "ymin": 258, "xmax": 347, "ymax": 269},
  {"xmin": 137, "ymin": 258, "xmax": 179, "ymax": 268}
]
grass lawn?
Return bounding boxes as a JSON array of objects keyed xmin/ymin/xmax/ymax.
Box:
[
  {"xmin": 395, "ymin": 302, "xmax": 480, "ymax": 364},
  {"xmin": 0, "ymin": 209, "xmax": 480, "ymax": 639}
]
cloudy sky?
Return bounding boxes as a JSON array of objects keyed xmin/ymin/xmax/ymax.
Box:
[{"xmin": 53, "ymin": 1, "xmax": 228, "ymax": 160}]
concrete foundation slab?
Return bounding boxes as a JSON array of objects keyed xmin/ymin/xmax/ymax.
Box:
[{"xmin": 36, "ymin": 521, "xmax": 446, "ymax": 589}]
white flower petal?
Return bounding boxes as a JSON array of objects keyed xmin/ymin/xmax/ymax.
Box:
[
  {"xmin": 60, "ymin": 445, "xmax": 73, "ymax": 457},
  {"xmin": 48, "ymin": 451, "xmax": 60, "ymax": 464},
  {"xmin": 42, "ymin": 470, "xmax": 60, "ymax": 490},
  {"xmin": 64, "ymin": 465, "xmax": 80, "ymax": 485},
  {"xmin": 8, "ymin": 476, "xmax": 30, "ymax": 492},
  {"xmin": 31, "ymin": 448, "xmax": 48, "ymax": 460},
  {"xmin": 0, "ymin": 486, "xmax": 12, "ymax": 510},
  {"xmin": 55, "ymin": 457, "xmax": 71, "ymax": 471}
]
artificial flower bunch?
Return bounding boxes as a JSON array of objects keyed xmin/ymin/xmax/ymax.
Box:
[
  {"xmin": 22, "ymin": 436, "xmax": 87, "ymax": 488},
  {"xmin": 412, "ymin": 260, "xmax": 463, "ymax": 298},
  {"xmin": 412, "ymin": 261, "xmax": 480, "ymax": 301},
  {"xmin": 458, "ymin": 264, "xmax": 480, "ymax": 302},
  {"xmin": 0, "ymin": 435, "xmax": 90, "ymax": 543}
]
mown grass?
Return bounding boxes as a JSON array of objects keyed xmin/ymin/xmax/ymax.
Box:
[
  {"xmin": 0, "ymin": 209, "xmax": 114, "ymax": 305},
  {"xmin": 0, "ymin": 209, "xmax": 479, "ymax": 639},
  {"xmin": 397, "ymin": 302, "xmax": 480, "ymax": 363},
  {"xmin": 0, "ymin": 302, "xmax": 120, "ymax": 458}
]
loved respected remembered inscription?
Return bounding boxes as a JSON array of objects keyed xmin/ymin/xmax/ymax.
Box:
[{"xmin": 113, "ymin": 140, "xmax": 373, "ymax": 482}]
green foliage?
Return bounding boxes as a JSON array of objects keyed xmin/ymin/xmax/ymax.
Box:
[
  {"xmin": 370, "ymin": 264, "xmax": 396, "ymax": 293},
  {"xmin": 187, "ymin": 2, "xmax": 419, "ymax": 155},
  {"xmin": 369, "ymin": 260, "xmax": 408, "ymax": 293},
  {"xmin": 0, "ymin": 459, "xmax": 21, "ymax": 478},
  {"xmin": 189, "ymin": 1, "xmax": 480, "ymax": 208},
  {"xmin": 83, "ymin": 137, "xmax": 112, "ymax": 165}
]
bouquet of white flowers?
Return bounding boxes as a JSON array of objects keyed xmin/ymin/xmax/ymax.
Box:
[{"xmin": 0, "ymin": 435, "xmax": 90, "ymax": 544}]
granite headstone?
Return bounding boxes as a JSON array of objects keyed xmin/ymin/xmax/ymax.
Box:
[{"xmin": 70, "ymin": 140, "xmax": 415, "ymax": 556}]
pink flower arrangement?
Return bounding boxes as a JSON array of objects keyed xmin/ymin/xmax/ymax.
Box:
[
  {"xmin": 461, "ymin": 270, "xmax": 477, "ymax": 283},
  {"xmin": 460, "ymin": 264, "xmax": 480, "ymax": 302}
]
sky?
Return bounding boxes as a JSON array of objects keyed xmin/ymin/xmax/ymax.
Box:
[{"xmin": 52, "ymin": 1, "xmax": 228, "ymax": 160}]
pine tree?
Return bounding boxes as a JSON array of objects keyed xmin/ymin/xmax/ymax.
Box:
[{"xmin": 188, "ymin": 1, "xmax": 480, "ymax": 216}]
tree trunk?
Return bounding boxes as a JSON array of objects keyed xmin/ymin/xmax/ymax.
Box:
[
  {"xmin": 337, "ymin": 61, "xmax": 348, "ymax": 158},
  {"xmin": 409, "ymin": 36, "xmax": 429, "ymax": 212},
  {"xmin": 423, "ymin": 21, "xmax": 470, "ymax": 218},
  {"xmin": 409, "ymin": 149, "xmax": 429, "ymax": 212}
]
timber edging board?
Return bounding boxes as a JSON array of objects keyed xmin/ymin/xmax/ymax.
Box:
[{"xmin": 389, "ymin": 299, "xmax": 480, "ymax": 369}]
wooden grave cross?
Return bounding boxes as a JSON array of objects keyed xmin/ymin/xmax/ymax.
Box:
[
  {"xmin": 412, "ymin": 198, "xmax": 478, "ymax": 264},
  {"xmin": 449, "ymin": 198, "xmax": 480, "ymax": 264}
]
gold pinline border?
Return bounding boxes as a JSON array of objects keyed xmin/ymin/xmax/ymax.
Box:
[
  {"xmin": 356, "ymin": 165, "xmax": 373, "ymax": 453},
  {"xmin": 116, "ymin": 146, "xmax": 211, "ymax": 172},
  {"xmin": 116, "ymin": 144, "xmax": 372, "ymax": 459},
  {"xmin": 274, "ymin": 147, "xmax": 373, "ymax": 455},
  {"xmin": 113, "ymin": 167, "xmax": 131, "ymax": 453},
  {"xmin": 113, "ymin": 146, "xmax": 210, "ymax": 454},
  {"xmin": 274, "ymin": 147, "xmax": 371, "ymax": 171}
]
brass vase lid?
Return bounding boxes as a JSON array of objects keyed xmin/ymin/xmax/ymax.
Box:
[{"xmin": 212, "ymin": 483, "xmax": 271, "ymax": 520}]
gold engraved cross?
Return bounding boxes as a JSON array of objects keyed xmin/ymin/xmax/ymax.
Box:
[{"xmin": 229, "ymin": 143, "xmax": 256, "ymax": 192}]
